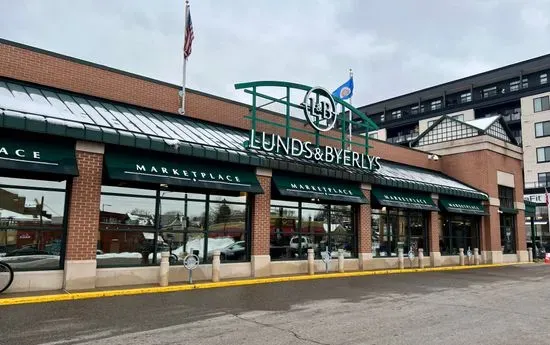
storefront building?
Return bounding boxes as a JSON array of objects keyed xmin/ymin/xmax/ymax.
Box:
[{"xmin": 0, "ymin": 39, "xmax": 527, "ymax": 292}]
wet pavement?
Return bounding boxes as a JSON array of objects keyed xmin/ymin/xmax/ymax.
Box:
[{"xmin": 1, "ymin": 264, "xmax": 549, "ymax": 345}]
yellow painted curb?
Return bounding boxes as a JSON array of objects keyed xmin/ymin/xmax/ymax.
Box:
[{"xmin": 0, "ymin": 262, "xmax": 534, "ymax": 306}]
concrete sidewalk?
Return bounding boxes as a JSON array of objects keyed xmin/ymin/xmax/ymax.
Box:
[{"xmin": 0, "ymin": 262, "xmax": 535, "ymax": 306}]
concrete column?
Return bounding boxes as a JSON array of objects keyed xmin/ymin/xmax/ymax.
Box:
[
  {"xmin": 307, "ymin": 248, "xmax": 314, "ymax": 275},
  {"xmin": 64, "ymin": 141, "xmax": 104, "ymax": 290},
  {"xmin": 251, "ymin": 168, "xmax": 272, "ymax": 278},
  {"xmin": 212, "ymin": 250, "xmax": 221, "ymax": 282},
  {"xmin": 338, "ymin": 249, "xmax": 344, "ymax": 273},
  {"xmin": 418, "ymin": 248, "xmax": 424, "ymax": 269},
  {"xmin": 527, "ymin": 247, "xmax": 533, "ymax": 262},
  {"xmin": 459, "ymin": 248, "xmax": 465, "ymax": 266},
  {"xmin": 429, "ymin": 196, "xmax": 441, "ymax": 267},
  {"xmin": 159, "ymin": 251, "xmax": 170, "ymax": 287},
  {"xmin": 398, "ymin": 248, "xmax": 404, "ymax": 269},
  {"xmin": 474, "ymin": 248, "xmax": 480, "ymax": 265},
  {"xmin": 358, "ymin": 184, "xmax": 372, "ymax": 270}
]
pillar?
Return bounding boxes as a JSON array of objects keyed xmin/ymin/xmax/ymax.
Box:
[
  {"xmin": 515, "ymin": 203, "xmax": 528, "ymax": 262},
  {"xmin": 357, "ymin": 184, "xmax": 372, "ymax": 270},
  {"xmin": 482, "ymin": 201, "xmax": 503, "ymax": 264},
  {"xmin": 251, "ymin": 168, "xmax": 271, "ymax": 277},
  {"xmin": 212, "ymin": 250, "xmax": 220, "ymax": 282},
  {"xmin": 429, "ymin": 194, "xmax": 441, "ymax": 267},
  {"xmin": 63, "ymin": 141, "xmax": 104, "ymax": 290}
]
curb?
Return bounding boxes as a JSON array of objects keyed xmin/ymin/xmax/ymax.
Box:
[{"xmin": 0, "ymin": 262, "xmax": 534, "ymax": 306}]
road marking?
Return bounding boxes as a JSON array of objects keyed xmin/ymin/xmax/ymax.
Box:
[{"xmin": 0, "ymin": 262, "xmax": 534, "ymax": 306}]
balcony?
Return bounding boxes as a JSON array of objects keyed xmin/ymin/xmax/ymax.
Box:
[{"xmin": 525, "ymin": 181, "xmax": 550, "ymax": 190}]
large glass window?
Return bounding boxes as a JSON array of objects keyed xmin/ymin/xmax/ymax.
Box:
[
  {"xmin": 498, "ymin": 185, "xmax": 514, "ymax": 209},
  {"xmin": 538, "ymin": 172, "xmax": 550, "ymax": 188},
  {"xmin": 440, "ymin": 215, "xmax": 480, "ymax": 255},
  {"xmin": 97, "ymin": 186, "xmax": 250, "ymax": 267},
  {"xmin": 535, "ymin": 121, "xmax": 550, "ymax": 138},
  {"xmin": 371, "ymin": 208, "xmax": 429, "ymax": 257},
  {"xmin": 0, "ymin": 177, "xmax": 67, "ymax": 271},
  {"xmin": 536, "ymin": 147, "xmax": 550, "ymax": 163},
  {"xmin": 270, "ymin": 200, "xmax": 356, "ymax": 260}
]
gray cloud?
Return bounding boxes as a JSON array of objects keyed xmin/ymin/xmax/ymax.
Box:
[{"xmin": 1, "ymin": 0, "xmax": 549, "ymax": 107}]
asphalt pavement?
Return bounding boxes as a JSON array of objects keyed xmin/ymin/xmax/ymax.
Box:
[{"xmin": 1, "ymin": 264, "xmax": 549, "ymax": 345}]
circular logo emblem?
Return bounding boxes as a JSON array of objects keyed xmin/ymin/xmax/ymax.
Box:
[
  {"xmin": 302, "ymin": 86, "xmax": 337, "ymax": 132},
  {"xmin": 339, "ymin": 87, "xmax": 351, "ymax": 99},
  {"xmin": 183, "ymin": 254, "xmax": 200, "ymax": 270}
]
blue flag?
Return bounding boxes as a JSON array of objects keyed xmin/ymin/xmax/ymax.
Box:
[{"xmin": 332, "ymin": 77, "xmax": 354, "ymax": 100}]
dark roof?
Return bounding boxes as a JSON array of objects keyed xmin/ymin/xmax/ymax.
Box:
[{"xmin": 359, "ymin": 53, "xmax": 550, "ymax": 114}]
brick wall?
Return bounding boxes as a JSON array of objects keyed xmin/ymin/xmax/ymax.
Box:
[
  {"xmin": 251, "ymin": 175, "xmax": 271, "ymax": 256},
  {"xmin": 65, "ymin": 150, "xmax": 103, "ymax": 260},
  {"xmin": 516, "ymin": 210, "xmax": 527, "ymax": 251},
  {"xmin": 429, "ymin": 211, "xmax": 440, "ymax": 253},
  {"xmin": 357, "ymin": 189, "xmax": 372, "ymax": 253},
  {"xmin": 483, "ymin": 206, "xmax": 502, "ymax": 252}
]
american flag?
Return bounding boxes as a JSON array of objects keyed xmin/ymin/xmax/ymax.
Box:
[
  {"xmin": 184, "ymin": 4, "xmax": 194, "ymax": 60},
  {"xmin": 546, "ymin": 187, "xmax": 549, "ymax": 206}
]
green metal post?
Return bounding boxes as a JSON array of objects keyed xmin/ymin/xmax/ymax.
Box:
[
  {"xmin": 285, "ymin": 86, "xmax": 290, "ymax": 138},
  {"xmin": 531, "ymin": 216, "xmax": 536, "ymax": 259}
]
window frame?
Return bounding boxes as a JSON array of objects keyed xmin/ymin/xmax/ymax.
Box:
[
  {"xmin": 534, "ymin": 96, "xmax": 550, "ymax": 113},
  {"xmin": 439, "ymin": 214, "xmax": 481, "ymax": 256},
  {"xmin": 537, "ymin": 146, "xmax": 550, "ymax": 163},
  {"xmin": 460, "ymin": 92, "xmax": 472, "ymax": 103},
  {"xmin": 540, "ymin": 73, "xmax": 548, "ymax": 85},
  {"xmin": 535, "ymin": 121, "xmax": 550, "ymax": 138}
]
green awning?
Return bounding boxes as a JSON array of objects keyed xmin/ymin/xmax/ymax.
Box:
[
  {"xmin": 500, "ymin": 207, "xmax": 518, "ymax": 214},
  {"xmin": 0, "ymin": 135, "xmax": 78, "ymax": 176},
  {"xmin": 439, "ymin": 197, "xmax": 487, "ymax": 215},
  {"xmin": 104, "ymin": 150, "xmax": 263, "ymax": 193},
  {"xmin": 272, "ymin": 174, "xmax": 368, "ymax": 203},
  {"xmin": 371, "ymin": 188, "xmax": 438, "ymax": 211}
]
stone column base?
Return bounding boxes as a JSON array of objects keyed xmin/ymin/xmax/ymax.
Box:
[
  {"xmin": 251, "ymin": 255, "xmax": 271, "ymax": 278},
  {"xmin": 358, "ymin": 253, "xmax": 372, "ymax": 270},
  {"xmin": 485, "ymin": 251, "xmax": 503, "ymax": 264},
  {"xmin": 516, "ymin": 250, "xmax": 529, "ymax": 263},
  {"xmin": 63, "ymin": 260, "xmax": 96, "ymax": 290},
  {"xmin": 430, "ymin": 252, "xmax": 441, "ymax": 267}
]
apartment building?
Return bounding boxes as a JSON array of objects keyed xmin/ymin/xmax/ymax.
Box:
[{"xmin": 358, "ymin": 54, "xmax": 550, "ymax": 246}]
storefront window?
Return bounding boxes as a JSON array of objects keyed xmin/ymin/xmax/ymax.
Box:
[
  {"xmin": 0, "ymin": 177, "xmax": 67, "ymax": 271},
  {"xmin": 500, "ymin": 213, "xmax": 516, "ymax": 254},
  {"xmin": 371, "ymin": 208, "xmax": 429, "ymax": 257},
  {"xmin": 440, "ymin": 214, "xmax": 480, "ymax": 255},
  {"xmin": 270, "ymin": 200, "xmax": 356, "ymax": 260},
  {"xmin": 97, "ymin": 186, "xmax": 250, "ymax": 267}
]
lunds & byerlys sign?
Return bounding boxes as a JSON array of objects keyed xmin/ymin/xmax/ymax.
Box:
[{"xmin": 235, "ymin": 81, "xmax": 381, "ymax": 171}]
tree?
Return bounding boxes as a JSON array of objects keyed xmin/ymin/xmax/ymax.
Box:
[{"xmin": 211, "ymin": 202, "xmax": 232, "ymax": 225}]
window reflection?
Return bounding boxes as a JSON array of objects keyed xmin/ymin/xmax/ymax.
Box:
[
  {"xmin": 440, "ymin": 214, "xmax": 480, "ymax": 255},
  {"xmin": 97, "ymin": 188, "xmax": 250, "ymax": 267},
  {"xmin": 372, "ymin": 208, "xmax": 428, "ymax": 257},
  {"xmin": 0, "ymin": 179, "xmax": 66, "ymax": 271},
  {"xmin": 270, "ymin": 201, "xmax": 356, "ymax": 260}
]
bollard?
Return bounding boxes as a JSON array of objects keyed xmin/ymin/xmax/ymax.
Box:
[
  {"xmin": 418, "ymin": 248, "xmax": 424, "ymax": 269},
  {"xmin": 307, "ymin": 248, "xmax": 315, "ymax": 275},
  {"xmin": 338, "ymin": 249, "xmax": 344, "ymax": 273},
  {"xmin": 527, "ymin": 247, "xmax": 533, "ymax": 262},
  {"xmin": 459, "ymin": 248, "xmax": 465, "ymax": 266},
  {"xmin": 398, "ymin": 248, "xmax": 404, "ymax": 269},
  {"xmin": 159, "ymin": 251, "xmax": 170, "ymax": 287},
  {"xmin": 474, "ymin": 248, "xmax": 480, "ymax": 265},
  {"xmin": 212, "ymin": 250, "xmax": 221, "ymax": 282}
]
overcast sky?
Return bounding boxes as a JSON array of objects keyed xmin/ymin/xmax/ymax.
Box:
[{"xmin": 1, "ymin": 0, "xmax": 550, "ymax": 106}]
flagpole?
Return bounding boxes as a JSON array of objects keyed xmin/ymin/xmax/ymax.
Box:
[
  {"xmin": 349, "ymin": 68, "xmax": 353, "ymax": 151},
  {"xmin": 179, "ymin": 0, "xmax": 190, "ymax": 115}
]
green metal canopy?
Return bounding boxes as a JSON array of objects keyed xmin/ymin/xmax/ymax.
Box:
[
  {"xmin": 525, "ymin": 200, "xmax": 536, "ymax": 216},
  {"xmin": 104, "ymin": 149, "xmax": 263, "ymax": 193},
  {"xmin": 0, "ymin": 134, "xmax": 78, "ymax": 176},
  {"xmin": 439, "ymin": 197, "xmax": 487, "ymax": 216},
  {"xmin": 371, "ymin": 188, "xmax": 438, "ymax": 211},
  {"xmin": 272, "ymin": 173, "xmax": 368, "ymax": 204}
]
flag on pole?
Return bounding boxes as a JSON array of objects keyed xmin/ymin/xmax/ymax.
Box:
[
  {"xmin": 184, "ymin": 3, "xmax": 194, "ymax": 60},
  {"xmin": 332, "ymin": 77, "xmax": 354, "ymax": 100},
  {"xmin": 545, "ymin": 187, "xmax": 549, "ymax": 207}
]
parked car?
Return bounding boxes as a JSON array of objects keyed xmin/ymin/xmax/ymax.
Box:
[
  {"xmin": 289, "ymin": 236, "xmax": 316, "ymax": 257},
  {"xmin": 4, "ymin": 247, "xmax": 49, "ymax": 257},
  {"xmin": 527, "ymin": 241, "xmax": 546, "ymax": 259}
]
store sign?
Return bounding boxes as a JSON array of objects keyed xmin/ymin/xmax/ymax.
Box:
[
  {"xmin": 382, "ymin": 194, "xmax": 430, "ymax": 205},
  {"xmin": 133, "ymin": 164, "xmax": 244, "ymax": 185},
  {"xmin": 247, "ymin": 86, "xmax": 381, "ymax": 171},
  {"xmin": 525, "ymin": 194, "xmax": 545, "ymax": 204},
  {"xmin": 447, "ymin": 203, "xmax": 482, "ymax": 211},
  {"xmin": 0, "ymin": 146, "xmax": 42, "ymax": 161},
  {"xmin": 289, "ymin": 182, "xmax": 354, "ymax": 196}
]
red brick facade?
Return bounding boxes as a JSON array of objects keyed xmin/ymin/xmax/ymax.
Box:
[
  {"xmin": 251, "ymin": 174, "xmax": 271, "ymax": 256},
  {"xmin": 0, "ymin": 39, "xmax": 529, "ymax": 276},
  {"xmin": 65, "ymin": 150, "xmax": 103, "ymax": 261},
  {"xmin": 357, "ymin": 188, "xmax": 372, "ymax": 254}
]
